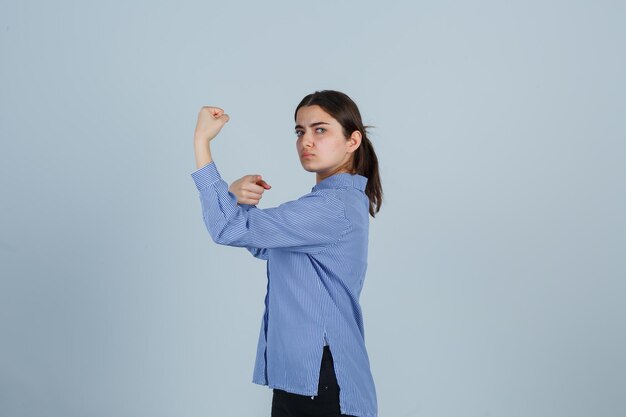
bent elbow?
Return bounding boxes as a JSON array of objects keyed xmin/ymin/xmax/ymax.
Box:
[
  {"xmin": 204, "ymin": 218, "xmax": 230, "ymax": 246},
  {"xmin": 211, "ymin": 227, "xmax": 232, "ymax": 246},
  {"xmin": 209, "ymin": 222, "xmax": 247, "ymax": 248}
]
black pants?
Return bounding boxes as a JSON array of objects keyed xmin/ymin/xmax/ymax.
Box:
[{"xmin": 271, "ymin": 345, "xmax": 356, "ymax": 417}]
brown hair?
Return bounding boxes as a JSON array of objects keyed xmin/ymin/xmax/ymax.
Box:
[{"xmin": 295, "ymin": 90, "xmax": 383, "ymax": 218}]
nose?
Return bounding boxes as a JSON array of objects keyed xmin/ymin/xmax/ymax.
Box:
[{"xmin": 300, "ymin": 130, "xmax": 314, "ymax": 148}]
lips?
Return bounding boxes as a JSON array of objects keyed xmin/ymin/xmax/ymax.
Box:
[{"xmin": 301, "ymin": 153, "xmax": 315, "ymax": 157}]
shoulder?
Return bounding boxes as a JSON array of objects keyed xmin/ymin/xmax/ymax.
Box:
[{"xmin": 294, "ymin": 189, "xmax": 347, "ymax": 217}]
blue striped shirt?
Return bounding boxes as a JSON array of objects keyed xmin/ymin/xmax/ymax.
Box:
[{"xmin": 191, "ymin": 160, "xmax": 377, "ymax": 417}]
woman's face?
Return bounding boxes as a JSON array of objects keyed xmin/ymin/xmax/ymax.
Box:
[{"xmin": 295, "ymin": 105, "xmax": 361, "ymax": 178}]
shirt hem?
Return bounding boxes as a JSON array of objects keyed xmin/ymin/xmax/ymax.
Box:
[{"xmin": 253, "ymin": 379, "xmax": 319, "ymax": 396}]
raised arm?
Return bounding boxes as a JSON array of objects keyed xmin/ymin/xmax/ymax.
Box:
[{"xmin": 191, "ymin": 105, "xmax": 349, "ymax": 255}]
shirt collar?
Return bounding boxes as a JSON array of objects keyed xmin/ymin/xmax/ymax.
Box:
[{"xmin": 311, "ymin": 172, "xmax": 368, "ymax": 192}]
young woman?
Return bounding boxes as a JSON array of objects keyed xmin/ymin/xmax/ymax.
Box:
[{"xmin": 191, "ymin": 90, "xmax": 383, "ymax": 417}]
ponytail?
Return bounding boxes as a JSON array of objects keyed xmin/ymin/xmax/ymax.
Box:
[{"xmin": 353, "ymin": 132, "xmax": 383, "ymax": 217}]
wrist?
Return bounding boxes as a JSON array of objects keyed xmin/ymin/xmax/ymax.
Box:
[
  {"xmin": 194, "ymin": 140, "xmax": 213, "ymax": 169},
  {"xmin": 194, "ymin": 135, "xmax": 212, "ymax": 145}
]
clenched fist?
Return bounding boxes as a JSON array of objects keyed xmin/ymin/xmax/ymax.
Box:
[
  {"xmin": 229, "ymin": 174, "xmax": 272, "ymax": 205},
  {"xmin": 194, "ymin": 106, "xmax": 230, "ymax": 143}
]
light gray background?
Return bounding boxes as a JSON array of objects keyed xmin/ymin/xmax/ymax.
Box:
[{"xmin": 1, "ymin": 1, "xmax": 625, "ymax": 416}]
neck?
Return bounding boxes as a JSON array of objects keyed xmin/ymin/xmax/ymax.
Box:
[{"xmin": 316, "ymin": 169, "xmax": 353, "ymax": 184}]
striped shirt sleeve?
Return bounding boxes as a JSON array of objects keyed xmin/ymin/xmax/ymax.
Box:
[
  {"xmin": 191, "ymin": 161, "xmax": 350, "ymax": 254},
  {"xmin": 239, "ymin": 203, "xmax": 269, "ymax": 260}
]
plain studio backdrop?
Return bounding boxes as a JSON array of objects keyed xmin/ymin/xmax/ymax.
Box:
[{"xmin": 1, "ymin": 1, "xmax": 625, "ymax": 416}]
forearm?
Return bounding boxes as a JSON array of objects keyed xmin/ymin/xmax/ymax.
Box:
[{"xmin": 194, "ymin": 137, "xmax": 213, "ymax": 169}]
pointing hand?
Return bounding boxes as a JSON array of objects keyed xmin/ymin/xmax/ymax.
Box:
[{"xmin": 229, "ymin": 174, "xmax": 272, "ymax": 205}]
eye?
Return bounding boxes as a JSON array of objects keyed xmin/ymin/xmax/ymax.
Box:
[
  {"xmin": 315, "ymin": 127, "xmax": 326, "ymax": 133},
  {"xmin": 295, "ymin": 130, "xmax": 303, "ymax": 137}
]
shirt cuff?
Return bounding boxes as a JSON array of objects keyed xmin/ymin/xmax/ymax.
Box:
[{"xmin": 191, "ymin": 161, "xmax": 220, "ymax": 191}]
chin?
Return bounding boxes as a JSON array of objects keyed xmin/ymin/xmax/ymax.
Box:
[{"xmin": 300, "ymin": 161, "xmax": 315, "ymax": 170}]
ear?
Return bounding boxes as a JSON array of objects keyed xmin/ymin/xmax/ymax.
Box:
[{"xmin": 347, "ymin": 130, "xmax": 362, "ymax": 153}]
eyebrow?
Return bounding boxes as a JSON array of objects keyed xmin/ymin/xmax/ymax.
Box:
[{"xmin": 294, "ymin": 121, "xmax": 331, "ymax": 130}]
